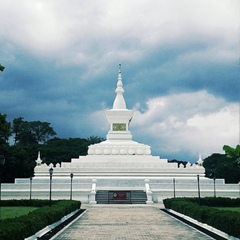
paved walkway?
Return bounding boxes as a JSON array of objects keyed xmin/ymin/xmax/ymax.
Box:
[{"xmin": 51, "ymin": 204, "xmax": 214, "ymax": 240}]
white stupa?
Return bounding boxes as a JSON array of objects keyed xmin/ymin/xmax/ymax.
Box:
[{"xmin": 88, "ymin": 64, "xmax": 152, "ymax": 156}]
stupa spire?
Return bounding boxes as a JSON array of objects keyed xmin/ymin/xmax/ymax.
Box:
[{"xmin": 112, "ymin": 64, "xmax": 127, "ymax": 109}]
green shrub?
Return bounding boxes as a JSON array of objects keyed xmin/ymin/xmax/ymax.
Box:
[
  {"xmin": 0, "ymin": 200, "xmax": 81, "ymax": 240},
  {"xmin": 188, "ymin": 197, "xmax": 240, "ymax": 207},
  {"xmin": 1, "ymin": 199, "xmax": 53, "ymax": 207},
  {"xmin": 163, "ymin": 197, "xmax": 240, "ymax": 238}
]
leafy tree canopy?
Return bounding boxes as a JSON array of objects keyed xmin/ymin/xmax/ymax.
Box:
[
  {"xmin": 203, "ymin": 153, "xmax": 240, "ymax": 183},
  {"xmin": 0, "ymin": 113, "xmax": 11, "ymax": 143},
  {"xmin": 223, "ymin": 144, "xmax": 240, "ymax": 164},
  {"xmin": 12, "ymin": 117, "xmax": 56, "ymax": 145}
]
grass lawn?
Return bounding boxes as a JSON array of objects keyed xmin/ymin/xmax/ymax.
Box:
[
  {"xmin": 215, "ymin": 207, "xmax": 240, "ymax": 213},
  {"xmin": 1, "ymin": 207, "xmax": 38, "ymax": 220}
]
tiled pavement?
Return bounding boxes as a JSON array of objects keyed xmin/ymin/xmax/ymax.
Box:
[{"xmin": 51, "ymin": 204, "xmax": 214, "ymax": 240}]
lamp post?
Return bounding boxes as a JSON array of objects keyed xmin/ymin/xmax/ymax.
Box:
[
  {"xmin": 173, "ymin": 178, "xmax": 176, "ymax": 198},
  {"xmin": 213, "ymin": 177, "xmax": 216, "ymax": 197},
  {"xmin": 49, "ymin": 167, "xmax": 53, "ymax": 207},
  {"xmin": 0, "ymin": 155, "xmax": 5, "ymax": 223},
  {"xmin": 211, "ymin": 164, "xmax": 216, "ymax": 198},
  {"xmin": 70, "ymin": 173, "xmax": 74, "ymax": 200},
  {"xmin": 197, "ymin": 175, "xmax": 200, "ymax": 199},
  {"xmin": 29, "ymin": 176, "xmax": 33, "ymax": 200}
]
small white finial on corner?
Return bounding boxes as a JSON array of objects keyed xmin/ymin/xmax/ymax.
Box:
[
  {"xmin": 197, "ymin": 152, "xmax": 203, "ymax": 166},
  {"xmin": 36, "ymin": 151, "xmax": 42, "ymax": 166}
]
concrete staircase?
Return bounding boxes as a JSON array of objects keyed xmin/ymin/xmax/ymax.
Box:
[
  {"xmin": 131, "ymin": 190, "xmax": 147, "ymax": 204},
  {"xmin": 96, "ymin": 190, "xmax": 147, "ymax": 204}
]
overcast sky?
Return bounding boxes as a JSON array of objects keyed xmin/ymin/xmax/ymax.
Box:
[{"xmin": 0, "ymin": 0, "xmax": 239, "ymax": 162}]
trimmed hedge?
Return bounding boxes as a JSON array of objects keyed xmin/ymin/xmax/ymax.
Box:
[
  {"xmin": 0, "ymin": 199, "xmax": 81, "ymax": 240},
  {"xmin": 1, "ymin": 199, "xmax": 54, "ymax": 207},
  {"xmin": 163, "ymin": 197, "xmax": 240, "ymax": 238}
]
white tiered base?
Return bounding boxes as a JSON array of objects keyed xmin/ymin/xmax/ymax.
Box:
[{"xmin": 87, "ymin": 140, "xmax": 152, "ymax": 155}]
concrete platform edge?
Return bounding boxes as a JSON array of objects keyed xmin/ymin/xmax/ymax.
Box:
[
  {"xmin": 49, "ymin": 209, "xmax": 87, "ymax": 240},
  {"xmin": 165, "ymin": 209, "xmax": 239, "ymax": 240},
  {"xmin": 24, "ymin": 209, "xmax": 85, "ymax": 240}
]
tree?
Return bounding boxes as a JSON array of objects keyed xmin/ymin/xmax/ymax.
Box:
[
  {"xmin": 13, "ymin": 120, "xmax": 37, "ymax": 146},
  {"xmin": 12, "ymin": 118, "xmax": 57, "ymax": 145},
  {"xmin": 223, "ymin": 145, "xmax": 240, "ymax": 165},
  {"xmin": 0, "ymin": 113, "xmax": 11, "ymax": 143},
  {"xmin": 87, "ymin": 136, "xmax": 105, "ymax": 144},
  {"xmin": 203, "ymin": 153, "xmax": 240, "ymax": 183},
  {"xmin": 29, "ymin": 121, "xmax": 57, "ymax": 144},
  {"xmin": 12, "ymin": 117, "xmax": 24, "ymax": 145},
  {"xmin": 2, "ymin": 144, "xmax": 38, "ymax": 183}
]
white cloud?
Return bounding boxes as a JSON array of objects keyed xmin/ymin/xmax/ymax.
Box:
[
  {"xmin": 131, "ymin": 91, "xmax": 239, "ymax": 161},
  {"xmin": 89, "ymin": 109, "xmax": 109, "ymax": 135}
]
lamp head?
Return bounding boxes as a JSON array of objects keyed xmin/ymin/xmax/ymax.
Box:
[{"xmin": 49, "ymin": 167, "xmax": 53, "ymax": 175}]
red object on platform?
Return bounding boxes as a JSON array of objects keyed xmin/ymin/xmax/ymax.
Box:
[{"xmin": 113, "ymin": 192, "xmax": 127, "ymax": 200}]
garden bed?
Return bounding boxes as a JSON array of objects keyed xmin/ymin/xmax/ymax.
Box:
[
  {"xmin": 0, "ymin": 199, "xmax": 81, "ymax": 240},
  {"xmin": 163, "ymin": 197, "xmax": 240, "ymax": 239}
]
